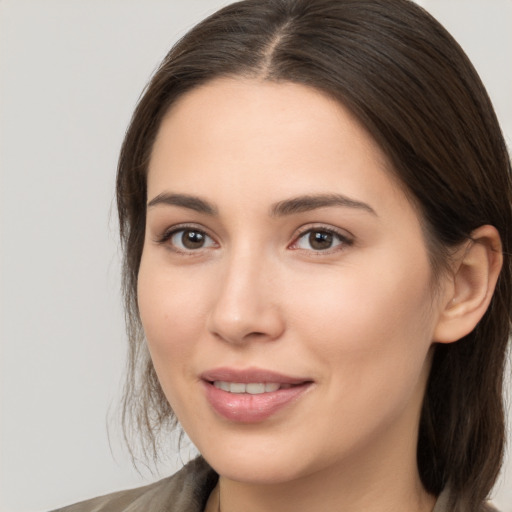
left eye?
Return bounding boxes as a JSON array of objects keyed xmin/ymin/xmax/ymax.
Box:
[
  {"xmin": 169, "ymin": 229, "xmax": 216, "ymax": 251},
  {"xmin": 293, "ymin": 229, "xmax": 349, "ymax": 251}
]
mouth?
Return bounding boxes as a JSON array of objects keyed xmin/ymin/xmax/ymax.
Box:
[
  {"xmin": 201, "ymin": 368, "xmax": 313, "ymax": 423},
  {"xmin": 211, "ymin": 381, "xmax": 295, "ymax": 394}
]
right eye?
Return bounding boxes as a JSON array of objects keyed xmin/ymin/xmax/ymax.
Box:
[{"xmin": 162, "ymin": 228, "xmax": 217, "ymax": 252}]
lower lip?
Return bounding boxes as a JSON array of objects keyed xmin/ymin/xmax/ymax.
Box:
[{"xmin": 203, "ymin": 381, "xmax": 312, "ymax": 423}]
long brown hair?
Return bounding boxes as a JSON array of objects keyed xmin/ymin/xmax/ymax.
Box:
[{"xmin": 117, "ymin": 1, "xmax": 512, "ymax": 509}]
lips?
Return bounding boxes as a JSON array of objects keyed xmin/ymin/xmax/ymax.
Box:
[{"xmin": 201, "ymin": 367, "xmax": 313, "ymax": 423}]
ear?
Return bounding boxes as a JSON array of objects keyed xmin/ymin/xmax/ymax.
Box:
[{"xmin": 434, "ymin": 225, "xmax": 503, "ymax": 343}]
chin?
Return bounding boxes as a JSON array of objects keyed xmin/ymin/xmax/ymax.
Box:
[
  {"xmin": 195, "ymin": 431, "xmax": 326, "ymax": 485},
  {"xmin": 206, "ymin": 452, "xmax": 307, "ymax": 484}
]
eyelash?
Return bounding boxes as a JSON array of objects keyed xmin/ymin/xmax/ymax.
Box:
[
  {"xmin": 290, "ymin": 226, "xmax": 354, "ymax": 254},
  {"xmin": 155, "ymin": 224, "xmax": 217, "ymax": 255},
  {"xmin": 154, "ymin": 224, "xmax": 354, "ymax": 255}
]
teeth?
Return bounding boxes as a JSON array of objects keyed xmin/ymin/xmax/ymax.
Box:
[
  {"xmin": 218, "ymin": 381, "xmax": 230, "ymax": 392},
  {"xmin": 230, "ymin": 382, "xmax": 246, "ymax": 394},
  {"xmin": 213, "ymin": 381, "xmax": 282, "ymax": 394},
  {"xmin": 246, "ymin": 383, "xmax": 265, "ymax": 394}
]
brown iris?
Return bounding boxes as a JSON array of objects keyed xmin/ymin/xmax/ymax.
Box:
[
  {"xmin": 181, "ymin": 230, "xmax": 206, "ymax": 249},
  {"xmin": 309, "ymin": 231, "xmax": 334, "ymax": 250}
]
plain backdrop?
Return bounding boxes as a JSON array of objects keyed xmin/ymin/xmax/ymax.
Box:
[{"xmin": 1, "ymin": 1, "xmax": 511, "ymax": 511}]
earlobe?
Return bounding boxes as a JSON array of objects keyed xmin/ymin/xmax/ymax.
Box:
[{"xmin": 434, "ymin": 225, "xmax": 503, "ymax": 344}]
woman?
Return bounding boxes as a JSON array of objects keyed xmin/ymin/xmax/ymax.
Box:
[{"xmin": 53, "ymin": 0, "xmax": 511, "ymax": 511}]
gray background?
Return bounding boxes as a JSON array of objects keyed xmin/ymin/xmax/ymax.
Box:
[{"xmin": 1, "ymin": 1, "xmax": 511, "ymax": 511}]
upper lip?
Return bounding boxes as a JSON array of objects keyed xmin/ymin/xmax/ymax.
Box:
[{"xmin": 201, "ymin": 367, "xmax": 312, "ymax": 385}]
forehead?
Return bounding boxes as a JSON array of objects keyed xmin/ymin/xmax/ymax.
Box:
[{"xmin": 148, "ymin": 78, "xmax": 408, "ymax": 215}]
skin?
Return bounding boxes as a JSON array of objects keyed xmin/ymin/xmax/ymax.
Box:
[{"xmin": 138, "ymin": 78, "xmax": 460, "ymax": 512}]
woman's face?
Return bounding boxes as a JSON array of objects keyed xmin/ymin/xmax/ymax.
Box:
[{"xmin": 138, "ymin": 78, "xmax": 450, "ymax": 484}]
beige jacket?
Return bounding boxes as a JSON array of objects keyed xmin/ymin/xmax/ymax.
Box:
[{"xmin": 50, "ymin": 457, "xmax": 496, "ymax": 512}]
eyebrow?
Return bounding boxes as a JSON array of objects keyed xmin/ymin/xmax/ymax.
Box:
[
  {"xmin": 147, "ymin": 193, "xmax": 218, "ymax": 215},
  {"xmin": 147, "ymin": 192, "xmax": 376, "ymax": 217},
  {"xmin": 270, "ymin": 193, "xmax": 377, "ymax": 217}
]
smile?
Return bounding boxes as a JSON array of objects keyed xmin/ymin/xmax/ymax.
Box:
[
  {"xmin": 212, "ymin": 381, "xmax": 293, "ymax": 394},
  {"xmin": 201, "ymin": 368, "xmax": 313, "ymax": 422}
]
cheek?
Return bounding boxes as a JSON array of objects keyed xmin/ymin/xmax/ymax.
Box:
[
  {"xmin": 136, "ymin": 260, "xmax": 215, "ymax": 429},
  {"xmin": 294, "ymin": 278, "xmax": 434, "ymax": 453},
  {"xmin": 289, "ymin": 254, "xmax": 436, "ymax": 397},
  {"xmin": 137, "ymin": 257, "xmax": 210, "ymax": 375}
]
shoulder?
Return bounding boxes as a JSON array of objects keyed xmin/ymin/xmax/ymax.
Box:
[{"xmin": 50, "ymin": 457, "xmax": 218, "ymax": 512}]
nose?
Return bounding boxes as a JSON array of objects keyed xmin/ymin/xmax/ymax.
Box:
[{"xmin": 206, "ymin": 252, "xmax": 285, "ymax": 345}]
